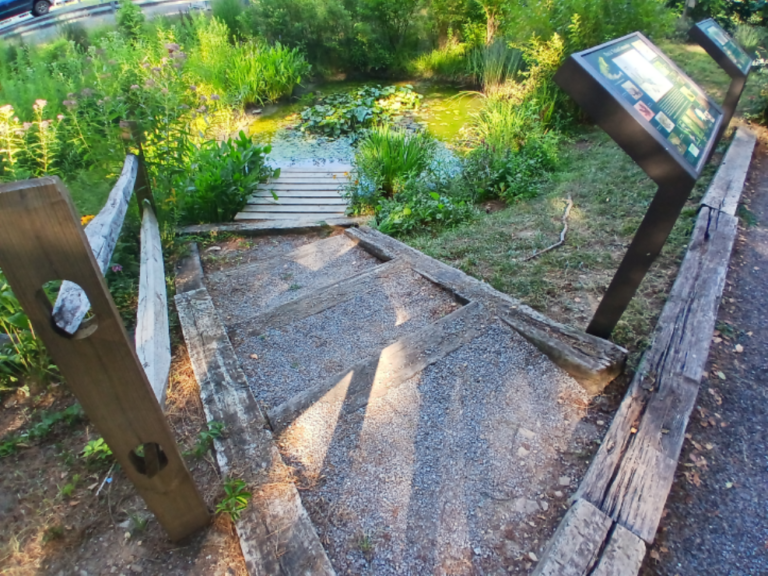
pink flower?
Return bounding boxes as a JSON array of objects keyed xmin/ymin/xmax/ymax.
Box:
[
  {"xmin": 165, "ymin": 42, "xmax": 179, "ymax": 53},
  {"xmin": 210, "ymin": 94, "xmax": 220, "ymax": 101},
  {"xmin": 111, "ymin": 265, "xmax": 122, "ymax": 273},
  {"xmin": 130, "ymin": 85, "xmax": 140, "ymax": 91}
]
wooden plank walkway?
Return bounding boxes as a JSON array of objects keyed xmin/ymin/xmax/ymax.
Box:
[{"xmin": 235, "ymin": 167, "xmax": 352, "ymax": 222}]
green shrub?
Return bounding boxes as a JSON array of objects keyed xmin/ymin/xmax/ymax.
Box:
[
  {"xmin": 734, "ymin": 24, "xmax": 765, "ymax": 54},
  {"xmin": 355, "ymin": 125, "xmax": 437, "ymax": 197},
  {"xmin": 299, "ymin": 85, "xmax": 422, "ymax": 138},
  {"xmin": 115, "ymin": 0, "xmax": 146, "ymax": 41},
  {"xmin": 0, "ymin": 271, "xmax": 56, "ymax": 391},
  {"xmin": 375, "ymin": 175, "xmax": 475, "ymax": 236},
  {"xmin": 175, "ymin": 131, "xmax": 276, "ymax": 225},
  {"xmin": 212, "ymin": 0, "xmax": 245, "ymax": 39}
]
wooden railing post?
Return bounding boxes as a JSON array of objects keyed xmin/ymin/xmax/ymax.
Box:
[
  {"xmin": 121, "ymin": 120, "xmax": 156, "ymax": 216},
  {"xmin": 0, "ymin": 177, "xmax": 210, "ymax": 541}
]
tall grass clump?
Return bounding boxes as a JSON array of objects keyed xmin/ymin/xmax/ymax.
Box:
[
  {"xmin": 734, "ymin": 24, "xmax": 765, "ymax": 55},
  {"xmin": 469, "ymin": 39, "xmax": 523, "ymax": 95},
  {"xmin": 228, "ymin": 42, "xmax": 311, "ymax": 105},
  {"xmin": 408, "ymin": 41, "xmax": 471, "ymax": 82},
  {"xmin": 356, "ymin": 126, "xmax": 437, "ymax": 198}
]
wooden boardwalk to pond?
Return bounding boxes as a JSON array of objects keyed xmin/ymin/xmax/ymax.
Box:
[{"xmin": 235, "ymin": 167, "xmax": 352, "ymax": 222}]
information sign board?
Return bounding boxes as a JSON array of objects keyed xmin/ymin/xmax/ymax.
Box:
[
  {"xmin": 554, "ymin": 33, "xmax": 724, "ymax": 338},
  {"xmin": 693, "ymin": 18, "xmax": 751, "ymax": 77}
]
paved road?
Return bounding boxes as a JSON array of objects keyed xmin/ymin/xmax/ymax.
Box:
[{"xmin": 642, "ymin": 129, "xmax": 768, "ymax": 575}]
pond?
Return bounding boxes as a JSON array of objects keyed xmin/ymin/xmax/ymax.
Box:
[{"xmin": 247, "ymin": 81, "xmax": 482, "ymax": 169}]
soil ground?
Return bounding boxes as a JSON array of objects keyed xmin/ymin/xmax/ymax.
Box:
[{"xmin": 641, "ymin": 128, "xmax": 768, "ymax": 575}]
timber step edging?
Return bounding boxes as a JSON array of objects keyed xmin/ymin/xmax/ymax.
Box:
[
  {"xmin": 344, "ymin": 226, "xmax": 628, "ymax": 394},
  {"xmin": 533, "ymin": 126, "xmax": 757, "ymax": 575},
  {"xmin": 178, "ymin": 216, "xmax": 369, "ymax": 235},
  {"xmin": 175, "ymin": 273, "xmax": 335, "ymax": 574}
]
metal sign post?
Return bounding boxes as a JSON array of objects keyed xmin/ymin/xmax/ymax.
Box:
[
  {"xmin": 690, "ymin": 18, "xmax": 752, "ymax": 143},
  {"xmin": 554, "ymin": 32, "xmax": 723, "ymax": 339}
]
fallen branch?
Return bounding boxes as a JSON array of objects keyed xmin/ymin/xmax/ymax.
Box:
[{"xmin": 523, "ymin": 195, "xmax": 573, "ymax": 262}]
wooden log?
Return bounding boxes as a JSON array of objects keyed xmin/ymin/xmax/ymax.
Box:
[
  {"xmin": 233, "ymin": 260, "xmax": 406, "ymax": 333},
  {"xmin": 52, "ymin": 155, "xmax": 138, "ymax": 335},
  {"xmin": 180, "ymin": 217, "xmax": 368, "ymax": 235},
  {"xmin": 175, "ymin": 288, "xmax": 335, "ymax": 575},
  {"xmin": 344, "ymin": 226, "xmax": 628, "ymax": 393},
  {"xmin": 700, "ymin": 127, "xmax": 756, "ymax": 216},
  {"xmin": 268, "ymin": 301, "xmax": 485, "ymax": 433},
  {"xmin": 135, "ymin": 207, "xmax": 171, "ymax": 407},
  {"xmin": 174, "ymin": 243, "xmax": 205, "ymax": 294},
  {"xmin": 577, "ymin": 205, "xmax": 739, "ymax": 542},
  {"xmin": 532, "ymin": 499, "xmax": 645, "ymax": 576},
  {"xmin": 0, "ymin": 177, "xmax": 209, "ymax": 541}
]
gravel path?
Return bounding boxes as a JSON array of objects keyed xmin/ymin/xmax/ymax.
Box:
[
  {"xmin": 231, "ymin": 267, "xmax": 458, "ymax": 410},
  {"xmin": 277, "ymin": 322, "xmax": 598, "ymax": 576},
  {"xmin": 206, "ymin": 235, "xmax": 380, "ymax": 326},
  {"xmin": 644, "ymin": 133, "xmax": 768, "ymax": 575}
]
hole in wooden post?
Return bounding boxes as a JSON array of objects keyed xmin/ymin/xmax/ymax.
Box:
[
  {"xmin": 128, "ymin": 442, "xmax": 168, "ymax": 478},
  {"xmin": 37, "ymin": 281, "xmax": 99, "ymax": 340}
]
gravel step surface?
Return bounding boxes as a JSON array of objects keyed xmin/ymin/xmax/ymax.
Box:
[
  {"xmin": 231, "ymin": 267, "xmax": 459, "ymax": 410},
  {"xmin": 276, "ymin": 322, "xmax": 597, "ymax": 576},
  {"xmin": 205, "ymin": 234, "xmax": 380, "ymax": 326}
]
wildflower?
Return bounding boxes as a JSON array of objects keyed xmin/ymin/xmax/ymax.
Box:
[
  {"xmin": 111, "ymin": 264, "xmax": 122, "ymax": 273},
  {"xmin": 22, "ymin": 122, "xmax": 32, "ymax": 131},
  {"xmin": 81, "ymin": 88, "xmax": 94, "ymax": 97},
  {"xmin": 57, "ymin": 114, "xmax": 64, "ymax": 121},
  {"xmin": 165, "ymin": 42, "xmax": 179, "ymax": 53},
  {"xmin": 199, "ymin": 95, "xmax": 207, "ymax": 102},
  {"xmin": 108, "ymin": 59, "xmax": 117, "ymax": 65},
  {"xmin": 210, "ymin": 94, "xmax": 220, "ymax": 101},
  {"xmin": 80, "ymin": 214, "xmax": 95, "ymax": 226},
  {"xmin": 141, "ymin": 62, "xmax": 150, "ymax": 69},
  {"xmin": 67, "ymin": 92, "xmax": 75, "ymax": 98},
  {"xmin": 103, "ymin": 96, "xmax": 111, "ymax": 102},
  {"xmin": 198, "ymin": 105, "xmax": 208, "ymax": 113},
  {"xmin": 172, "ymin": 51, "xmax": 186, "ymax": 60},
  {"xmin": 33, "ymin": 99, "xmax": 47, "ymax": 110},
  {"xmin": 145, "ymin": 79, "xmax": 156, "ymax": 88},
  {"xmin": 189, "ymin": 85, "xmax": 197, "ymax": 92},
  {"xmin": 0, "ymin": 104, "xmax": 13, "ymax": 116},
  {"xmin": 152, "ymin": 67, "xmax": 161, "ymax": 73},
  {"xmin": 160, "ymin": 88, "xmax": 169, "ymax": 95},
  {"xmin": 63, "ymin": 99, "xmax": 77, "ymax": 108},
  {"xmin": 130, "ymin": 85, "xmax": 140, "ymax": 91},
  {"xmin": 40, "ymin": 120, "xmax": 50, "ymax": 129}
]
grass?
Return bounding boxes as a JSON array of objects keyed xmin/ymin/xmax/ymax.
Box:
[{"xmin": 405, "ymin": 126, "xmax": 721, "ymax": 363}]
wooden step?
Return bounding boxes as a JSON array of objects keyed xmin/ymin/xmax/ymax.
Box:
[
  {"xmin": 258, "ymin": 183, "xmax": 346, "ymax": 191},
  {"xmin": 249, "ymin": 198, "xmax": 348, "ymax": 206},
  {"xmin": 234, "ymin": 212, "xmax": 344, "ymax": 221},
  {"xmin": 241, "ymin": 205, "xmax": 346, "ymax": 214},
  {"xmin": 251, "ymin": 190, "xmax": 345, "ymax": 199},
  {"xmin": 268, "ymin": 176, "xmax": 351, "ymax": 183}
]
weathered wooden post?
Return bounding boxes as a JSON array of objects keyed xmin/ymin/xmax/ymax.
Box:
[
  {"xmin": 121, "ymin": 120, "xmax": 156, "ymax": 215},
  {"xmin": 0, "ymin": 177, "xmax": 210, "ymax": 541}
]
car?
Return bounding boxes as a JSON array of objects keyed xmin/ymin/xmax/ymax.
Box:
[{"xmin": 0, "ymin": 0, "xmax": 51, "ymax": 20}]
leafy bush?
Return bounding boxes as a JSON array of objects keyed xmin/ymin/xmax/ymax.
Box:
[
  {"xmin": 355, "ymin": 125, "xmax": 437, "ymax": 197},
  {"xmin": 375, "ymin": 173, "xmax": 476, "ymax": 236},
  {"xmin": 174, "ymin": 131, "xmax": 277, "ymax": 225},
  {"xmin": 212, "ymin": 0, "xmax": 246, "ymax": 39},
  {"xmin": 216, "ymin": 477, "xmax": 252, "ymax": 521},
  {"xmin": 0, "ymin": 271, "xmax": 56, "ymax": 391},
  {"xmin": 299, "ymin": 85, "xmax": 423, "ymax": 138},
  {"xmin": 735, "ymin": 24, "xmax": 766, "ymax": 54},
  {"xmin": 115, "ymin": 0, "xmax": 146, "ymax": 41},
  {"xmin": 463, "ymin": 132, "xmax": 559, "ymax": 202}
]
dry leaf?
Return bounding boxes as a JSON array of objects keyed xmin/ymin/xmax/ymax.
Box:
[
  {"xmin": 717, "ymin": 371, "xmax": 727, "ymax": 380},
  {"xmin": 650, "ymin": 550, "xmax": 661, "ymax": 561}
]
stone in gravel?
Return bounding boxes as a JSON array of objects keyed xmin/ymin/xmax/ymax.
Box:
[
  {"xmin": 554, "ymin": 490, "xmax": 564, "ymax": 498},
  {"xmin": 558, "ymin": 476, "xmax": 571, "ymax": 486},
  {"xmin": 540, "ymin": 501, "xmax": 549, "ymax": 511},
  {"xmin": 514, "ymin": 498, "xmax": 540, "ymax": 515},
  {"xmin": 517, "ymin": 446, "xmax": 531, "ymax": 458}
]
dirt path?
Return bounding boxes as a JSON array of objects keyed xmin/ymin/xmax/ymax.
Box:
[{"xmin": 642, "ymin": 130, "xmax": 768, "ymax": 575}]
